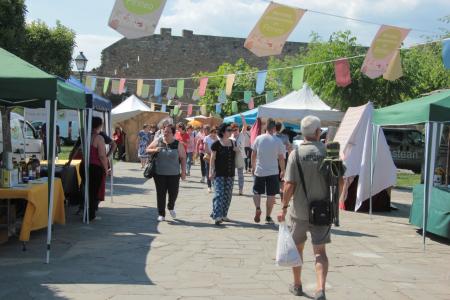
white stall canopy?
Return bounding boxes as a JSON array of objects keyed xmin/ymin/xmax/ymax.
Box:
[{"xmin": 111, "ymin": 95, "xmax": 151, "ymax": 124}]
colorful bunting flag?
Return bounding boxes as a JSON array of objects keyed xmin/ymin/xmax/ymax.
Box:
[
  {"xmin": 177, "ymin": 109, "xmax": 183, "ymax": 117},
  {"xmin": 170, "ymin": 109, "xmax": 174, "ymax": 116},
  {"xmin": 218, "ymin": 89, "xmax": 227, "ymax": 103},
  {"xmin": 156, "ymin": 96, "xmax": 162, "ymax": 104},
  {"xmin": 108, "ymin": 0, "xmax": 167, "ymax": 39},
  {"xmin": 256, "ymin": 71, "xmax": 267, "ymax": 94},
  {"xmin": 292, "ymin": 67, "xmax": 304, "ymax": 90},
  {"xmin": 103, "ymin": 77, "xmax": 110, "ymax": 94},
  {"xmin": 154, "ymin": 79, "xmax": 162, "ymax": 96},
  {"xmin": 90, "ymin": 76, "xmax": 97, "ymax": 91},
  {"xmin": 173, "ymin": 105, "xmax": 179, "ymax": 115},
  {"xmin": 248, "ymin": 98, "xmax": 254, "ymax": 109},
  {"xmin": 187, "ymin": 104, "xmax": 193, "ymax": 116},
  {"xmin": 85, "ymin": 76, "xmax": 92, "ymax": 90},
  {"xmin": 215, "ymin": 103, "xmax": 222, "ymax": 114},
  {"xmin": 119, "ymin": 78, "xmax": 126, "ymax": 94},
  {"xmin": 244, "ymin": 2, "xmax": 305, "ymax": 57},
  {"xmin": 334, "ymin": 59, "xmax": 352, "ymax": 87},
  {"xmin": 161, "ymin": 104, "xmax": 166, "ymax": 112},
  {"xmin": 141, "ymin": 84, "xmax": 150, "ymax": 98},
  {"xmin": 265, "ymin": 91, "xmax": 274, "ymax": 103},
  {"xmin": 383, "ymin": 50, "xmax": 403, "ymax": 81},
  {"xmin": 226, "ymin": 74, "xmax": 236, "ymax": 95},
  {"xmin": 111, "ymin": 79, "xmax": 120, "ymax": 94},
  {"xmin": 167, "ymin": 100, "xmax": 172, "ymax": 106},
  {"xmin": 244, "ymin": 91, "xmax": 252, "ymax": 103},
  {"xmin": 167, "ymin": 87, "xmax": 176, "ymax": 99},
  {"xmin": 136, "ymin": 79, "xmax": 143, "ymax": 96},
  {"xmin": 177, "ymin": 79, "xmax": 184, "ymax": 97},
  {"xmin": 198, "ymin": 77, "xmax": 208, "ymax": 96},
  {"xmin": 192, "ymin": 89, "xmax": 200, "ymax": 101},
  {"xmin": 200, "ymin": 105, "xmax": 207, "ymax": 115},
  {"xmin": 442, "ymin": 39, "xmax": 450, "ymax": 69},
  {"xmin": 231, "ymin": 101, "xmax": 238, "ymax": 113},
  {"xmin": 361, "ymin": 25, "xmax": 410, "ymax": 79}
]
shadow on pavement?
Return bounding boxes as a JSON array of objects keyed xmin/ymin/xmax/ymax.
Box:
[
  {"xmin": 167, "ymin": 218, "xmax": 278, "ymax": 231},
  {"xmin": 331, "ymin": 228, "xmax": 378, "ymax": 238}
]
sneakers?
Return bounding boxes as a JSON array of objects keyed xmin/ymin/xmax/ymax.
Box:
[
  {"xmin": 157, "ymin": 216, "xmax": 165, "ymax": 222},
  {"xmin": 169, "ymin": 210, "xmax": 176, "ymax": 219},
  {"xmin": 289, "ymin": 284, "xmax": 303, "ymax": 296},
  {"xmin": 254, "ymin": 208, "xmax": 262, "ymax": 223},
  {"xmin": 265, "ymin": 216, "xmax": 274, "ymax": 224},
  {"xmin": 314, "ymin": 290, "xmax": 326, "ymax": 300},
  {"xmin": 222, "ymin": 216, "xmax": 230, "ymax": 222},
  {"xmin": 214, "ymin": 218, "xmax": 223, "ymax": 226}
]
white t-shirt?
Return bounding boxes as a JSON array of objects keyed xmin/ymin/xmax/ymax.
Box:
[
  {"xmin": 252, "ymin": 133, "xmax": 285, "ymax": 177},
  {"xmin": 234, "ymin": 132, "xmax": 248, "ymax": 158},
  {"xmin": 203, "ymin": 135, "xmax": 217, "ymax": 153}
]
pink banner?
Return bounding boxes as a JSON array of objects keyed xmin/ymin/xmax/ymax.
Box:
[
  {"xmin": 198, "ymin": 77, "xmax": 208, "ymax": 96},
  {"xmin": 334, "ymin": 59, "xmax": 352, "ymax": 87},
  {"xmin": 361, "ymin": 25, "xmax": 410, "ymax": 79},
  {"xmin": 248, "ymin": 98, "xmax": 254, "ymax": 109},
  {"xmin": 187, "ymin": 104, "xmax": 193, "ymax": 116},
  {"xmin": 119, "ymin": 78, "xmax": 126, "ymax": 94}
]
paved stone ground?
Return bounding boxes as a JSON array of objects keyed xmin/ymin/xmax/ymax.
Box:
[{"xmin": 0, "ymin": 162, "xmax": 449, "ymax": 300}]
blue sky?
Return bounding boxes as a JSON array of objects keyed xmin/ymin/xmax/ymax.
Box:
[{"xmin": 26, "ymin": 0, "xmax": 450, "ymax": 71}]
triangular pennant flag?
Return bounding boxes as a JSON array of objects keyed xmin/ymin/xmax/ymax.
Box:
[
  {"xmin": 167, "ymin": 87, "xmax": 176, "ymax": 99},
  {"xmin": 334, "ymin": 58, "xmax": 352, "ymax": 87},
  {"xmin": 177, "ymin": 102, "xmax": 182, "ymax": 108},
  {"xmin": 265, "ymin": 91, "xmax": 274, "ymax": 103},
  {"xmin": 85, "ymin": 76, "xmax": 92, "ymax": 89},
  {"xmin": 244, "ymin": 2, "xmax": 305, "ymax": 57},
  {"xmin": 248, "ymin": 98, "xmax": 254, "ymax": 109},
  {"xmin": 167, "ymin": 100, "xmax": 172, "ymax": 106},
  {"xmin": 136, "ymin": 79, "xmax": 143, "ymax": 96},
  {"xmin": 90, "ymin": 76, "xmax": 97, "ymax": 91},
  {"xmin": 292, "ymin": 67, "xmax": 304, "ymax": 90},
  {"xmin": 442, "ymin": 39, "xmax": 450, "ymax": 69},
  {"xmin": 225, "ymin": 74, "xmax": 235, "ymax": 95},
  {"xmin": 141, "ymin": 84, "xmax": 150, "ymax": 98},
  {"xmin": 192, "ymin": 89, "xmax": 200, "ymax": 101},
  {"xmin": 218, "ymin": 89, "xmax": 227, "ymax": 103},
  {"xmin": 200, "ymin": 104, "xmax": 207, "ymax": 115},
  {"xmin": 215, "ymin": 103, "xmax": 222, "ymax": 114},
  {"xmin": 177, "ymin": 79, "xmax": 184, "ymax": 97},
  {"xmin": 256, "ymin": 71, "xmax": 267, "ymax": 94},
  {"xmin": 111, "ymin": 79, "xmax": 120, "ymax": 94},
  {"xmin": 178, "ymin": 109, "xmax": 183, "ymax": 117},
  {"xmin": 161, "ymin": 104, "xmax": 166, "ymax": 112},
  {"xmin": 231, "ymin": 101, "xmax": 238, "ymax": 113},
  {"xmin": 383, "ymin": 50, "xmax": 403, "ymax": 81},
  {"xmin": 154, "ymin": 79, "xmax": 162, "ymax": 96},
  {"xmin": 244, "ymin": 91, "xmax": 252, "ymax": 103},
  {"xmin": 187, "ymin": 104, "xmax": 193, "ymax": 116},
  {"xmin": 103, "ymin": 77, "xmax": 110, "ymax": 94},
  {"xmin": 198, "ymin": 77, "xmax": 208, "ymax": 96},
  {"xmin": 119, "ymin": 78, "xmax": 126, "ymax": 94},
  {"xmin": 173, "ymin": 105, "xmax": 179, "ymax": 115}
]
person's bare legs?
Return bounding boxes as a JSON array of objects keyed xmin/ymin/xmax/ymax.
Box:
[
  {"xmin": 313, "ymin": 244, "xmax": 328, "ymax": 293},
  {"xmin": 253, "ymin": 194, "xmax": 262, "ymax": 222},
  {"xmin": 266, "ymin": 195, "xmax": 275, "ymax": 218},
  {"xmin": 292, "ymin": 243, "xmax": 305, "ymax": 286}
]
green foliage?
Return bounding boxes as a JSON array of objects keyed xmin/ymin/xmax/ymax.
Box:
[
  {"xmin": 0, "ymin": 0, "xmax": 26, "ymax": 55},
  {"xmin": 23, "ymin": 20, "xmax": 76, "ymax": 78}
]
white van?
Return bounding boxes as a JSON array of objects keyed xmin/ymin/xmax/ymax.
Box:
[{"xmin": 0, "ymin": 112, "xmax": 44, "ymax": 161}]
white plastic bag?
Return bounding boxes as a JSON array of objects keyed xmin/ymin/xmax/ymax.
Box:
[{"xmin": 276, "ymin": 222, "xmax": 302, "ymax": 267}]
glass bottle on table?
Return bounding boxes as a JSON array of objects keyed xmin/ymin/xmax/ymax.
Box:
[{"xmin": 20, "ymin": 158, "xmax": 28, "ymax": 183}]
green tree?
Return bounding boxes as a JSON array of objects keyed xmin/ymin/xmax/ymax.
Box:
[
  {"xmin": 23, "ymin": 20, "xmax": 76, "ymax": 78},
  {"xmin": 0, "ymin": 0, "xmax": 26, "ymax": 55}
]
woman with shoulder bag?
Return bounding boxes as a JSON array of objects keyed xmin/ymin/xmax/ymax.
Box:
[
  {"xmin": 209, "ymin": 123, "xmax": 236, "ymax": 225},
  {"xmin": 147, "ymin": 124, "xmax": 186, "ymax": 222}
]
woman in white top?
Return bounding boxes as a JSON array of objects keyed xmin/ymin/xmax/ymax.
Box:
[{"xmin": 231, "ymin": 115, "xmax": 249, "ymax": 195}]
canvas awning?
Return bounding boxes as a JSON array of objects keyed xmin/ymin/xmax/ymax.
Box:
[
  {"xmin": 67, "ymin": 76, "xmax": 112, "ymax": 112},
  {"xmin": 112, "ymin": 94, "xmax": 152, "ymax": 124}
]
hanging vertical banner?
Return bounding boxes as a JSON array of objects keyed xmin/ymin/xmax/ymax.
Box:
[
  {"xmin": 161, "ymin": 104, "xmax": 166, "ymax": 112},
  {"xmin": 192, "ymin": 89, "xmax": 200, "ymax": 101},
  {"xmin": 200, "ymin": 104, "xmax": 207, "ymax": 115},
  {"xmin": 244, "ymin": 91, "xmax": 252, "ymax": 103},
  {"xmin": 225, "ymin": 74, "xmax": 236, "ymax": 95},
  {"xmin": 173, "ymin": 105, "xmax": 179, "ymax": 115},
  {"xmin": 85, "ymin": 76, "xmax": 92, "ymax": 89},
  {"xmin": 167, "ymin": 87, "xmax": 176, "ymax": 99},
  {"xmin": 119, "ymin": 78, "xmax": 126, "ymax": 94},
  {"xmin": 334, "ymin": 58, "xmax": 352, "ymax": 87},
  {"xmin": 361, "ymin": 25, "xmax": 410, "ymax": 79},
  {"xmin": 103, "ymin": 77, "xmax": 110, "ymax": 94},
  {"xmin": 248, "ymin": 98, "xmax": 254, "ymax": 109},
  {"xmin": 108, "ymin": 0, "xmax": 167, "ymax": 39},
  {"xmin": 177, "ymin": 109, "xmax": 183, "ymax": 117},
  {"xmin": 383, "ymin": 50, "xmax": 403, "ymax": 81},
  {"xmin": 292, "ymin": 67, "xmax": 304, "ymax": 90},
  {"xmin": 187, "ymin": 104, "xmax": 193, "ymax": 116},
  {"xmin": 255, "ymin": 71, "xmax": 267, "ymax": 94},
  {"xmin": 154, "ymin": 79, "xmax": 162, "ymax": 96},
  {"xmin": 111, "ymin": 80, "xmax": 120, "ymax": 94},
  {"xmin": 442, "ymin": 39, "xmax": 450, "ymax": 70},
  {"xmin": 244, "ymin": 2, "xmax": 305, "ymax": 57},
  {"xmin": 231, "ymin": 101, "xmax": 238, "ymax": 113},
  {"xmin": 136, "ymin": 79, "xmax": 144, "ymax": 96},
  {"xmin": 90, "ymin": 76, "xmax": 97, "ymax": 91},
  {"xmin": 218, "ymin": 89, "xmax": 227, "ymax": 103},
  {"xmin": 141, "ymin": 84, "xmax": 150, "ymax": 98},
  {"xmin": 198, "ymin": 77, "xmax": 208, "ymax": 96},
  {"xmin": 215, "ymin": 103, "xmax": 222, "ymax": 114},
  {"xmin": 265, "ymin": 91, "xmax": 274, "ymax": 103},
  {"xmin": 177, "ymin": 79, "xmax": 184, "ymax": 97}
]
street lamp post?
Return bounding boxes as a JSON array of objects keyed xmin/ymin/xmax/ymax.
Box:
[{"xmin": 74, "ymin": 51, "xmax": 88, "ymax": 82}]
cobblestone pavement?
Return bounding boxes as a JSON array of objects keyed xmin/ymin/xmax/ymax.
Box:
[{"xmin": 0, "ymin": 162, "xmax": 449, "ymax": 300}]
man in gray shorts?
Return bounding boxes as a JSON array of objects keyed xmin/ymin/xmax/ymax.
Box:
[{"xmin": 278, "ymin": 115, "xmax": 330, "ymax": 300}]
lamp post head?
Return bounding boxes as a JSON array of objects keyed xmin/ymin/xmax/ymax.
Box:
[{"xmin": 74, "ymin": 51, "xmax": 88, "ymax": 72}]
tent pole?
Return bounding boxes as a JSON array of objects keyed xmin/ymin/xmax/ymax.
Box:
[
  {"xmin": 369, "ymin": 124, "xmax": 379, "ymax": 220},
  {"xmin": 45, "ymin": 100, "xmax": 57, "ymax": 264},
  {"xmin": 85, "ymin": 109, "xmax": 93, "ymax": 224},
  {"xmin": 108, "ymin": 111, "xmax": 114, "ymax": 203}
]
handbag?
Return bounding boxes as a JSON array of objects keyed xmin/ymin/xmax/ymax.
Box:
[
  {"xmin": 295, "ymin": 149, "xmax": 331, "ymax": 226},
  {"xmin": 143, "ymin": 152, "xmax": 158, "ymax": 179}
]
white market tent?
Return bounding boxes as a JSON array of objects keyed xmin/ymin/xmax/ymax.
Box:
[
  {"xmin": 257, "ymin": 84, "xmax": 345, "ymax": 124},
  {"xmin": 111, "ymin": 94, "xmax": 151, "ymax": 124}
]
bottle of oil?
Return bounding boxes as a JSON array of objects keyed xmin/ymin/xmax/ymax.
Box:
[{"xmin": 20, "ymin": 158, "xmax": 28, "ymax": 183}]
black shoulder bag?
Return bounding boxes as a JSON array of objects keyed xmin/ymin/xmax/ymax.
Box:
[
  {"xmin": 295, "ymin": 149, "xmax": 331, "ymax": 226},
  {"xmin": 143, "ymin": 139, "xmax": 161, "ymax": 179}
]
